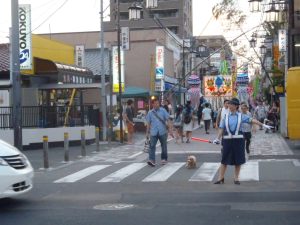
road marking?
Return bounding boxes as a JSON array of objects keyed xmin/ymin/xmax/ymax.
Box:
[
  {"xmin": 189, "ymin": 163, "xmax": 220, "ymax": 181},
  {"xmin": 239, "ymin": 161, "xmax": 259, "ymax": 181},
  {"xmin": 98, "ymin": 163, "xmax": 146, "ymax": 182},
  {"xmin": 167, "ymin": 151, "xmax": 220, "ymax": 154},
  {"xmin": 127, "ymin": 152, "xmax": 143, "ymax": 159},
  {"xmin": 54, "ymin": 165, "xmax": 110, "ymax": 183},
  {"xmin": 142, "ymin": 162, "xmax": 185, "ymax": 182}
]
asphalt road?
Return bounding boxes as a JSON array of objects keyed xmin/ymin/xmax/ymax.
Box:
[{"xmin": 1, "ymin": 151, "xmax": 300, "ymax": 225}]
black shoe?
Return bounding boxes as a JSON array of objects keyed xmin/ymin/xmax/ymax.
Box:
[
  {"xmin": 147, "ymin": 160, "xmax": 156, "ymax": 167},
  {"xmin": 214, "ymin": 178, "xmax": 224, "ymax": 184},
  {"xmin": 234, "ymin": 180, "xmax": 240, "ymax": 185}
]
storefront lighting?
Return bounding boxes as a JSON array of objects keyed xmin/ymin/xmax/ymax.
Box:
[
  {"xmin": 295, "ymin": 43, "xmax": 300, "ymax": 47},
  {"xmin": 248, "ymin": 0, "xmax": 262, "ymax": 13},
  {"xmin": 128, "ymin": 2, "xmax": 143, "ymax": 20}
]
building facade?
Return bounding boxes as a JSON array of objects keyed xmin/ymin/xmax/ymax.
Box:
[{"xmin": 104, "ymin": 0, "xmax": 193, "ymax": 39}]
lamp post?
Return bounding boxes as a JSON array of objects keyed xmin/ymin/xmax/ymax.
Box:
[
  {"xmin": 248, "ymin": 0, "xmax": 263, "ymax": 13},
  {"xmin": 265, "ymin": 1, "xmax": 280, "ymax": 22}
]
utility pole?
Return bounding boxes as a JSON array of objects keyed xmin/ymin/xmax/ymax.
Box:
[
  {"xmin": 11, "ymin": 0, "xmax": 23, "ymax": 150},
  {"xmin": 100, "ymin": 0, "xmax": 107, "ymax": 141},
  {"xmin": 117, "ymin": 0, "xmax": 124, "ymax": 143},
  {"xmin": 182, "ymin": 40, "xmax": 185, "ymax": 104}
]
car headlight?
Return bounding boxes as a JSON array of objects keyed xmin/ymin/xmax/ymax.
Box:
[{"xmin": 0, "ymin": 157, "xmax": 9, "ymax": 166}]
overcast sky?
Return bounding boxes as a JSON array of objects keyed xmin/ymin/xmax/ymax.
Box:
[{"xmin": 0, "ymin": 0, "xmax": 236, "ymax": 43}]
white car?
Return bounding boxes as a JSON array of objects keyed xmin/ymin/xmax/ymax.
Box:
[{"xmin": 0, "ymin": 139, "xmax": 34, "ymax": 198}]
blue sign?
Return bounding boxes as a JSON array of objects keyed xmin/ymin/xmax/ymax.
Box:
[{"xmin": 156, "ymin": 67, "xmax": 164, "ymax": 79}]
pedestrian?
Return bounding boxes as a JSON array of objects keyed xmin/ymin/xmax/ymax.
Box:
[
  {"xmin": 202, "ymin": 102, "xmax": 212, "ymax": 134},
  {"xmin": 254, "ymin": 101, "xmax": 267, "ymax": 130},
  {"xmin": 213, "ymin": 98, "xmax": 273, "ymax": 185},
  {"xmin": 123, "ymin": 99, "xmax": 135, "ymax": 145},
  {"xmin": 173, "ymin": 105, "xmax": 183, "ymax": 144},
  {"xmin": 197, "ymin": 96, "xmax": 205, "ymax": 125},
  {"xmin": 145, "ymin": 98, "xmax": 173, "ymax": 167},
  {"xmin": 183, "ymin": 100, "xmax": 194, "ymax": 143},
  {"xmin": 216, "ymin": 99, "xmax": 229, "ymax": 128},
  {"xmin": 240, "ymin": 104, "xmax": 252, "ymax": 155}
]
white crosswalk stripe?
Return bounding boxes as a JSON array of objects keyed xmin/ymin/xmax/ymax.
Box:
[
  {"xmin": 54, "ymin": 165, "xmax": 110, "ymax": 183},
  {"xmin": 189, "ymin": 163, "xmax": 220, "ymax": 182},
  {"xmin": 142, "ymin": 162, "xmax": 185, "ymax": 182},
  {"xmin": 52, "ymin": 161, "xmax": 262, "ymax": 183},
  {"xmin": 98, "ymin": 163, "xmax": 146, "ymax": 183},
  {"xmin": 239, "ymin": 161, "xmax": 259, "ymax": 181}
]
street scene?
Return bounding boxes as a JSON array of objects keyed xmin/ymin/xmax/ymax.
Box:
[{"xmin": 1, "ymin": 0, "xmax": 300, "ymax": 225}]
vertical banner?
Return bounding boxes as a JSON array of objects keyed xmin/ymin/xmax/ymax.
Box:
[
  {"xmin": 155, "ymin": 46, "xmax": 164, "ymax": 79},
  {"xmin": 278, "ymin": 29, "xmax": 287, "ymax": 52},
  {"xmin": 19, "ymin": 4, "xmax": 32, "ymax": 70},
  {"xmin": 75, "ymin": 45, "xmax": 85, "ymax": 67},
  {"xmin": 121, "ymin": 27, "xmax": 130, "ymax": 50},
  {"xmin": 112, "ymin": 46, "xmax": 125, "ymax": 93}
]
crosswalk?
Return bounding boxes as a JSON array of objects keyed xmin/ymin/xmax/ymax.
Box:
[{"xmin": 53, "ymin": 161, "xmax": 262, "ymax": 184}]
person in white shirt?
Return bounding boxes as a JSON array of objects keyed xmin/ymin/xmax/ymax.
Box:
[
  {"xmin": 202, "ymin": 103, "xmax": 212, "ymax": 134},
  {"xmin": 216, "ymin": 99, "xmax": 229, "ymax": 128}
]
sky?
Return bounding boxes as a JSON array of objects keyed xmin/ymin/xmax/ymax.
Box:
[{"xmin": 0, "ymin": 0, "xmax": 258, "ymax": 43}]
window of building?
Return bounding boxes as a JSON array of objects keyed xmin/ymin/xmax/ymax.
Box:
[
  {"xmin": 149, "ymin": 9, "xmax": 178, "ymax": 18},
  {"xmin": 120, "ymin": 12, "xmax": 129, "ymax": 20}
]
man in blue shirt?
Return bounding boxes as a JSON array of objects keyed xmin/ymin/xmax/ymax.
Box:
[{"xmin": 146, "ymin": 98, "xmax": 173, "ymax": 167}]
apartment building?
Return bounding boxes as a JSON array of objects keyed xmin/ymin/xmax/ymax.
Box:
[{"xmin": 104, "ymin": 0, "xmax": 193, "ymax": 39}]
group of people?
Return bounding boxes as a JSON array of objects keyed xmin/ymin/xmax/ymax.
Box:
[{"xmin": 144, "ymin": 97, "xmax": 274, "ymax": 185}]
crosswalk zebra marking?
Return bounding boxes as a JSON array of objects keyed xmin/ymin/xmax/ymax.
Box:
[
  {"xmin": 189, "ymin": 162, "xmax": 220, "ymax": 182},
  {"xmin": 98, "ymin": 163, "xmax": 146, "ymax": 183},
  {"xmin": 239, "ymin": 161, "xmax": 259, "ymax": 181},
  {"xmin": 142, "ymin": 162, "xmax": 185, "ymax": 182},
  {"xmin": 54, "ymin": 165, "xmax": 110, "ymax": 183}
]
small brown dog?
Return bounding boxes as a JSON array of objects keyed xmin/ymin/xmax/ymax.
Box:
[{"xmin": 186, "ymin": 155, "xmax": 197, "ymax": 169}]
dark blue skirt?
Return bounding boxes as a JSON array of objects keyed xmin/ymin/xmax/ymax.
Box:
[{"xmin": 221, "ymin": 138, "xmax": 245, "ymax": 165}]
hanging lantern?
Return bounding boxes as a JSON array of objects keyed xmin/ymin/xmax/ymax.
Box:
[
  {"xmin": 265, "ymin": 1, "xmax": 279, "ymax": 22},
  {"xmin": 128, "ymin": 3, "xmax": 143, "ymax": 20},
  {"xmin": 260, "ymin": 45, "xmax": 267, "ymax": 55},
  {"xmin": 146, "ymin": 0, "xmax": 158, "ymax": 9},
  {"xmin": 248, "ymin": 0, "xmax": 262, "ymax": 13},
  {"xmin": 249, "ymin": 38, "xmax": 257, "ymax": 48}
]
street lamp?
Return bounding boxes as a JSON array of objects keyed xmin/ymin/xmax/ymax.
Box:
[
  {"xmin": 146, "ymin": 0, "xmax": 158, "ymax": 9},
  {"xmin": 260, "ymin": 44, "xmax": 267, "ymax": 55},
  {"xmin": 265, "ymin": 1, "xmax": 280, "ymax": 22},
  {"xmin": 128, "ymin": 2, "xmax": 143, "ymax": 20},
  {"xmin": 249, "ymin": 38, "xmax": 257, "ymax": 48},
  {"xmin": 248, "ymin": 0, "xmax": 262, "ymax": 13}
]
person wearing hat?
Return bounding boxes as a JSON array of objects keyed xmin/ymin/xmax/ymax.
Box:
[{"xmin": 213, "ymin": 98, "xmax": 273, "ymax": 185}]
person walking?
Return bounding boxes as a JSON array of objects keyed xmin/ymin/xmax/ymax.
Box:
[
  {"xmin": 202, "ymin": 103, "xmax": 212, "ymax": 134},
  {"xmin": 173, "ymin": 105, "xmax": 183, "ymax": 144},
  {"xmin": 197, "ymin": 96, "xmax": 206, "ymax": 125},
  {"xmin": 254, "ymin": 101, "xmax": 267, "ymax": 130},
  {"xmin": 240, "ymin": 104, "xmax": 252, "ymax": 155},
  {"xmin": 145, "ymin": 98, "xmax": 173, "ymax": 167},
  {"xmin": 183, "ymin": 100, "xmax": 194, "ymax": 143},
  {"xmin": 213, "ymin": 98, "xmax": 273, "ymax": 185},
  {"xmin": 123, "ymin": 99, "xmax": 135, "ymax": 145}
]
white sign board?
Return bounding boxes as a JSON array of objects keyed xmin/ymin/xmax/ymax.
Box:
[
  {"xmin": 19, "ymin": 4, "xmax": 32, "ymax": 70},
  {"xmin": 121, "ymin": 27, "xmax": 130, "ymax": 51},
  {"xmin": 155, "ymin": 46, "xmax": 165, "ymax": 79},
  {"xmin": 0, "ymin": 90, "xmax": 10, "ymax": 107},
  {"xmin": 75, "ymin": 45, "xmax": 85, "ymax": 67},
  {"xmin": 112, "ymin": 46, "xmax": 125, "ymax": 93},
  {"xmin": 278, "ymin": 29, "xmax": 287, "ymax": 52}
]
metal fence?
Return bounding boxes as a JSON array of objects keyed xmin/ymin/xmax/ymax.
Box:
[{"xmin": 0, "ymin": 105, "xmax": 100, "ymax": 129}]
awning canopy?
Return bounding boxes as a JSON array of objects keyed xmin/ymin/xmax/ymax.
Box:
[
  {"xmin": 123, "ymin": 86, "xmax": 150, "ymax": 98},
  {"xmin": 39, "ymin": 83, "xmax": 106, "ymax": 90},
  {"xmin": 164, "ymin": 82, "xmax": 187, "ymax": 93}
]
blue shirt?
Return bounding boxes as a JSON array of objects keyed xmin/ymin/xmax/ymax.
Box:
[
  {"xmin": 219, "ymin": 112, "xmax": 252, "ymax": 133},
  {"xmin": 146, "ymin": 107, "xmax": 170, "ymax": 136}
]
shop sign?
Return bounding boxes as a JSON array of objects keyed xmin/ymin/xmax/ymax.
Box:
[
  {"xmin": 278, "ymin": 29, "xmax": 287, "ymax": 52},
  {"xmin": 75, "ymin": 45, "xmax": 85, "ymax": 67},
  {"xmin": 155, "ymin": 79, "xmax": 165, "ymax": 92},
  {"xmin": 155, "ymin": 46, "xmax": 164, "ymax": 79},
  {"xmin": 112, "ymin": 46, "xmax": 125, "ymax": 93},
  {"xmin": 121, "ymin": 27, "xmax": 130, "ymax": 51},
  {"xmin": 19, "ymin": 4, "xmax": 32, "ymax": 70}
]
